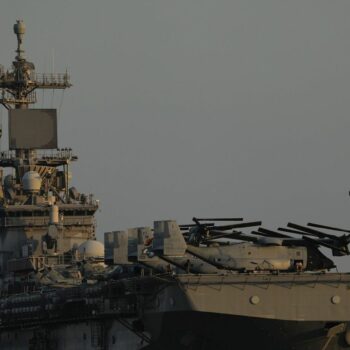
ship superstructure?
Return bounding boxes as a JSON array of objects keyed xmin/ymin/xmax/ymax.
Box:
[{"xmin": 0, "ymin": 20, "xmax": 98, "ymax": 285}]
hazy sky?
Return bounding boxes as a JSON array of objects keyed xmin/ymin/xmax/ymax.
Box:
[{"xmin": 2, "ymin": 1, "xmax": 350, "ymax": 270}]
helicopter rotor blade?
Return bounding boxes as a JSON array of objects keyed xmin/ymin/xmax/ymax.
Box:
[
  {"xmin": 179, "ymin": 223, "xmax": 215, "ymax": 230},
  {"xmin": 278, "ymin": 227, "xmax": 307, "ymax": 236},
  {"xmin": 205, "ymin": 231, "xmax": 257, "ymax": 243},
  {"xmin": 257, "ymin": 227, "xmax": 292, "ymax": 238},
  {"xmin": 210, "ymin": 221, "xmax": 262, "ymax": 231},
  {"xmin": 308, "ymin": 223, "xmax": 350, "ymax": 234},
  {"xmin": 285, "ymin": 224, "xmax": 350, "ymax": 254},
  {"xmin": 287, "ymin": 223, "xmax": 337, "ymax": 240},
  {"xmin": 205, "ymin": 230, "xmax": 243, "ymax": 241},
  {"xmin": 302, "ymin": 236, "xmax": 348, "ymax": 255},
  {"xmin": 194, "ymin": 217, "xmax": 244, "ymax": 222},
  {"xmin": 251, "ymin": 231, "xmax": 289, "ymax": 240},
  {"xmin": 251, "ymin": 230, "xmax": 271, "ymax": 238}
]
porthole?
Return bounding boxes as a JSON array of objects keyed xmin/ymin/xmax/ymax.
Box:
[
  {"xmin": 331, "ymin": 295, "xmax": 341, "ymax": 304},
  {"xmin": 250, "ymin": 296, "xmax": 260, "ymax": 305}
]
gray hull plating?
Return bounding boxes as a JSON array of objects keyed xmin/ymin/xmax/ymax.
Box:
[
  {"xmin": 141, "ymin": 273, "xmax": 350, "ymax": 349},
  {"xmin": 0, "ymin": 320, "xmax": 145, "ymax": 350},
  {"xmin": 144, "ymin": 311, "xmax": 349, "ymax": 350},
  {"xmin": 1, "ymin": 273, "xmax": 350, "ymax": 349}
]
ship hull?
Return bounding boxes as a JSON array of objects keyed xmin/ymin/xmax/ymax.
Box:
[
  {"xmin": 1, "ymin": 312, "xmax": 348, "ymax": 350},
  {"xmin": 139, "ymin": 273, "xmax": 350, "ymax": 349},
  {"xmin": 0, "ymin": 318, "xmax": 145, "ymax": 350},
  {"xmin": 2, "ymin": 273, "xmax": 350, "ymax": 349},
  {"xmin": 142, "ymin": 311, "xmax": 350, "ymax": 349}
]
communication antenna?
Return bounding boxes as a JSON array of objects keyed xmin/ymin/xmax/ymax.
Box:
[
  {"xmin": 0, "ymin": 20, "xmax": 71, "ymax": 110},
  {"xmin": 51, "ymin": 48, "xmax": 55, "ymax": 74}
]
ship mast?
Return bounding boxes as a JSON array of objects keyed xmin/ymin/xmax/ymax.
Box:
[
  {"xmin": 0, "ymin": 20, "xmax": 71, "ymax": 110},
  {"xmin": 0, "ymin": 20, "xmax": 78, "ymax": 206},
  {"xmin": 0, "ymin": 20, "xmax": 72, "ymax": 161}
]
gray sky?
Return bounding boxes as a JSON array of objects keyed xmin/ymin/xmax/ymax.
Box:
[{"xmin": 2, "ymin": 1, "xmax": 350, "ymax": 270}]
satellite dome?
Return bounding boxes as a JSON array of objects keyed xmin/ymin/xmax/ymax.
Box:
[
  {"xmin": 77, "ymin": 240, "xmax": 104, "ymax": 258},
  {"xmin": 14, "ymin": 20, "xmax": 26, "ymax": 35},
  {"xmin": 22, "ymin": 171, "xmax": 42, "ymax": 193}
]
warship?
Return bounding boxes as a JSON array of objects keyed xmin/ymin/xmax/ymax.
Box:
[{"xmin": 1, "ymin": 20, "xmax": 350, "ymax": 350}]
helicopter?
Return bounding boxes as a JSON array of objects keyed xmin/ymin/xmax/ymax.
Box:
[
  {"xmin": 105, "ymin": 217, "xmax": 350, "ymax": 274},
  {"xmin": 182, "ymin": 221, "xmax": 333, "ymax": 272},
  {"xmin": 141, "ymin": 218, "xmax": 348, "ymax": 273}
]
